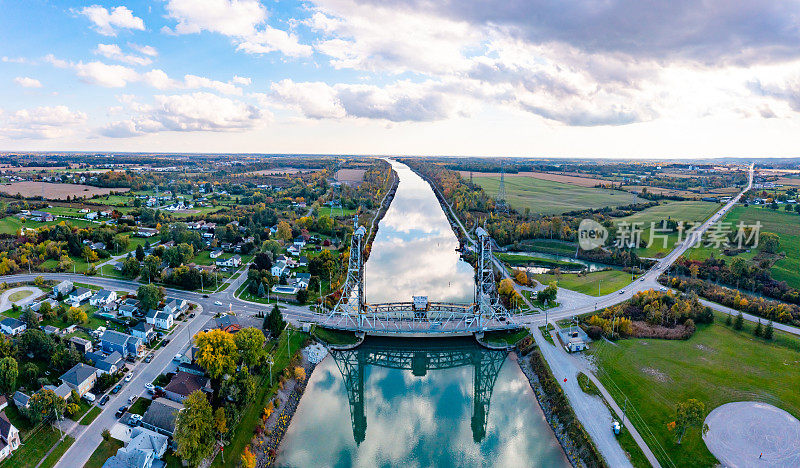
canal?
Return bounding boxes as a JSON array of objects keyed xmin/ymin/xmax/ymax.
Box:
[{"xmin": 276, "ymin": 161, "xmax": 568, "ymax": 467}]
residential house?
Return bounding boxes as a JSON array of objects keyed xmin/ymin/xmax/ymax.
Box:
[
  {"xmin": 0, "ymin": 396, "xmax": 6, "ymax": 412},
  {"xmin": 293, "ymin": 237, "xmax": 306, "ymax": 248},
  {"xmin": 53, "ymin": 280, "xmax": 73, "ymax": 297},
  {"xmin": 59, "ymin": 363, "xmax": 98, "ymax": 396},
  {"xmin": 153, "ymin": 312, "xmax": 173, "ymax": 330},
  {"xmin": 176, "ymin": 362, "xmax": 206, "ymax": 376},
  {"xmin": 297, "ymin": 255, "xmax": 309, "ymax": 267},
  {"xmin": 0, "ymin": 412, "xmax": 21, "ymax": 461},
  {"xmin": 90, "ymin": 289, "xmax": 117, "ymax": 307},
  {"xmin": 28, "ymin": 211, "xmax": 54, "ymax": 222},
  {"xmin": 287, "ymin": 245, "xmax": 300, "ymax": 256},
  {"xmin": 162, "ymin": 298, "xmax": 188, "ymax": 318},
  {"xmin": 30, "ymin": 299, "xmax": 58, "ymax": 313},
  {"xmin": 214, "ymin": 314, "xmax": 241, "ymax": 334},
  {"xmin": 102, "ymin": 427, "xmax": 168, "ymax": 468},
  {"xmin": 130, "ymin": 321, "xmax": 156, "ymax": 342},
  {"xmin": 69, "ymin": 287, "xmax": 92, "ymax": 305},
  {"xmin": 42, "ymin": 325, "xmax": 60, "ymax": 335},
  {"xmin": 85, "ymin": 351, "xmax": 122, "ymax": 376},
  {"xmin": 0, "ymin": 318, "xmax": 25, "ymax": 336},
  {"xmin": 163, "ymin": 372, "xmax": 211, "ymax": 403},
  {"xmin": 140, "ymin": 398, "xmax": 183, "ymax": 437},
  {"xmin": 136, "ymin": 227, "xmax": 158, "ymax": 237},
  {"xmin": 209, "ymin": 249, "xmax": 223, "ymax": 259},
  {"xmin": 271, "ymin": 261, "xmax": 287, "ymax": 277},
  {"xmin": 215, "ymin": 254, "xmax": 241, "ymax": 268},
  {"xmin": 294, "ymin": 272, "xmax": 311, "ymax": 289},
  {"xmin": 100, "ymin": 330, "xmax": 144, "ymax": 358},
  {"xmin": 44, "ymin": 383, "xmax": 72, "ymax": 400},
  {"xmin": 11, "ymin": 392, "xmax": 29, "ymax": 411},
  {"xmin": 145, "ymin": 309, "xmax": 158, "ymax": 325},
  {"xmin": 68, "ymin": 336, "xmax": 93, "ymax": 354},
  {"xmin": 85, "ymin": 212, "xmax": 98, "ymax": 220},
  {"xmin": 90, "ymin": 241, "xmax": 105, "ymax": 251}
]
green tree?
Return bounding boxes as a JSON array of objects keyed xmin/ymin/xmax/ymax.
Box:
[
  {"xmin": 296, "ymin": 288, "xmax": 309, "ymax": 304},
  {"xmin": 21, "ymin": 308, "xmax": 38, "ymax": 329},
  {"xmin": 28, "ymin": 389, "xmax": 66, "ymax": 424},
  {"xmin": 18, "ymin": 329, "xmax": 54, "ymax": 360},
  {"xmin": 0, "ymin": 357, "xmax": 18, "ymax": 394},
  {"xmin": 675, "ymin": 399, "xmax": 705, "ymax": 444},
  {"xmin": 194, "ymin": 330, "xmax": 238, "ymax": 380},
  {"xmin": 759, "ymin": 232, "xmax": 780, "ymax": 254},
  {"xmin": 764, "ymin": 320, "xmax": 774, "ymax": 340},
  {"xmin": 214, "ymin": 407, "xmax": 227, "ymax": 439},
  {"xmin": 137, "ymin": 283, "xmax": 164, "ymax": 311},
  {"xmin": 233, "ymin": 327, "xmax": 266, "ymax": 369},
  {"xmin": 733, "ymin": 312, "xmax": 744, "ymax": 330},
  {"xmin": 265, "ymin": 304, "xmax": 285, "ymax": 336},
  {"xmin": 174, "ymin": 391, "xmax": 216, "ymax": 466},
  {"xmin": 754, "ymin": 319, "xmax": 763, "ymax": 337},
  {"xmin": 135, "ymin": 244, "xmax": 145, "ymax": 261},
  {"xmin": 725, "ymin": 313, "xmax": 732, "ymax": 326},
  {"xmin": 143, "ymin": 255, "xmax": 162, "ymax": 282},
  {"xmin": 21, "ymin": 362, "xmax": 38, "ymax": 386},
  {"xmin": 122, "ymin": 256, "xmax": 141, "ymax": 279}
]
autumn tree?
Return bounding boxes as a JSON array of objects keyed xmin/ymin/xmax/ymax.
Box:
[
  {"xmin": 214, "ymin": 407, "xmax": 227, "ymax": 440},
  {"xmin": 233, "ymin": 327, "xmax": 266, "ymax": 369},
  {"xmin": 241, "ymin": 446, "xmax": 256, "ymax": 468},
  {"xmin": 675, "ymin": 399, "xmax": 705, "ymax": 444},
  {"xmin": 759, "ymin": 232, "xmax": 780, "ymax": 254},
  {"xmin": 194, "ymin": 330, "xmax": 238, "ymax": 380},
  {"xmin": 514, "ymin": 269, "xmax": 529, "ymax": 286},
  {"xmin": 28, "ymin": 388, "xmax": 66, "ymax": 424},
  {"xmin": 174, "ymin": 391, "xmax": 216, "ymax": 466},
  {"xmin": 276, "ymin": 221, "xmax": 292, "ymax": 242}
]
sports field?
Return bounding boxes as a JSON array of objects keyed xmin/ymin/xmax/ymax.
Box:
[
  {"xmin": 533, "ymin": 269, "xmax": 632, "ymax": 296},
  {"xmin": 592, "ymin": 313, "xmax": 800, "ymax": 467},
  {"xmin": 471, "ymin": 174, "xmax": 634, "ymax": 215}
]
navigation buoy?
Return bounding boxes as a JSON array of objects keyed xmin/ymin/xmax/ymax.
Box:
[{"xmin": 564, "ymin": 378, "xmax": 567, "ymax": 382}]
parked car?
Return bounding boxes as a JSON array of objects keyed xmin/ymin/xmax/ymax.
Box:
[
  {"xmin": 99, "ymin": 395, "xmax": 110, "ymax": 405},
  {"xmin": 202, "ymin": 294, "xmax": 209, "ymax": 298},
  {"xmin": 144, "ymin": 383, "xmax": 154, "ymax": 391},
  {"xmin": 189, "ymin": 313, "xmax": 195, "ymax": 318},
  {"xmin": 112, "ymin": 383, "xmax": 123, "ymax": 394},
  {"xmin": 125, "ymin": 372, "xmax": 134, "ymax": 382},
  {"xmin": 115, "ymin": 406, "xmax": 128, "ymax": 418},
  {"xmin": 83, "ymin": 392, "xmax": 96, "ymax": 403},
  {"xmin": 173, "ymin": 353, "xmax": 182, "ymax": 362},
  {"xmin": 128, "ymin": 395, "xmax": 136, "ymax": 404},
  {"xmin": 130, "ymin": 414, "xmax": 142, "ymax": 423},
  {"xmin": 144, "ymin": 355, "xmax": 153, "ymax": 363}
]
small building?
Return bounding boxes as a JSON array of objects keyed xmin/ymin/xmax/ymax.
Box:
[
  {"xmin": 209, "ymin": 249, "xmax": 223, "ymax": 259},
  {"xmin": 215, "ymin": 254, "xmax": 241, "ymax": 268},
  {"xmin": 0, "ymin": 412, "xmax": 21, "ymax": 461},
  {"xmin": 89, "ymin": 289, "xmax": 117, "ymax": 307},
  {"xmin": 0, "ymin": 318, "xmax": 25, "ymax": 336},
  {"xmin": 557, "ymin": 326, "xmax": 590, "ymax": 353},
  {"xmin": 69, "ymin": 336, "xmax": 93, "ymax": 354},
  {"xmin": 28, "ymin": 211, "xmax": 54, "ymax": 222},
  {"xmin": 102, "ymin": 427, "xmax": 168, "ymax": 468},
  {"xmin": 140, "ymin": 398, "xmax": 183, "ymax": 437},
  {"xmin": 271, "ymin": 261, "xmax": 287, "ymax": 277},
  {"xmin": 85, "ymin": 212, "xmax": 98, "ymax": 220},
  {"xmin": 44, "ymin": 383, "xmax": 72, "ymax": 400},
  {"xmin": 11, "ymin": 392, "xmax": 29, "ymax": 410},
  {"xmin": 214, "ymin": 314, "xmax": 241, "ymax": 334},
  {"xmin": 101, "ymin": 330, "xmax": 144, "ymax": 358},
  {"xmin": 85, "ymin": 351, "xmax": 122, "ymax": 376},
  {"xmin": 59, "ymin": 363, "xmax": 98, "ymax": 396},
  {"xmin": 130, "ymin": 321, "xmax": 156, "ymax": 342},
  {"xmin": 297, "ymin": 255, "xmax": 309, "ymax": 267},
  {"xmin": 118, "ymin": 303, "xmax": 139, "ymax": 318},
  {"xmin": 42, "ymin": 325, "xmax": 60, "ymax": 335},
  {"xmin": 163, "ymin": 371, "xmax": 211, "ymax": 403},
  {"xmin": 53, "ymin": 280, "xmax": 73, "ymax": 297},
  {"xmin": 69, "ymin": 287, "xmax": 92, "ymax": 305},
  {"xmin": 136, "ymin": 227, "xmax": 158, "ymax": 238}
]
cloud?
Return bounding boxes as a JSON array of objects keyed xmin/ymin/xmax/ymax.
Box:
[
  {"xmin": 1, "ymin": 106, "xmax": 87, "ymax": 139},
  {"xmin": 79, "ymin": 5, "xmax": 145, "ymax": 36},
  {"xmin": 749, "ymin": 77, "xmax": 800, "ymax": 111},
  {"xmin": 164, "ymin": 0, "xmax": 312, "ymax": 57},
  {"xmin": 100, "ymin": 92, "xmax": 266, "ymax": 137},
  {"xmin": 95, "ymin": 43, "xmax": 152, "ymax": 66},
  {"xmin": 75, "ymin": 61, "xmax": 141, "ymax": 87},
  {"xmin": 14, "ymin": 77, "xmax": 42, "ymax": 88},
  {"xmin": 128, "ymin": 43, "xmax": 158, "ymax": 57}
]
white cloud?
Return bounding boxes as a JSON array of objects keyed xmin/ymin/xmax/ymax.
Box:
[
  {"xmin": 100, "ymin": 92, "xmax": 266, "ymax": 137},
  {"xmin": 128, "ymin": 43, "xmax": 158, "ymax": 57},
  {"xmin": 79, "ymin": 5, "xmax": 145, "ymax": 36},
  {"xmin": 95, "ymin": 43, "xmax": 152, "ymax": 66},
  {"xmin": 75, "ymin": 61, "xmax": 140, "ymax": 87},
  {"xmin": 14, "ymin": 77, "xmax": 42, "ymax": 88},
  {"xmin": 1, "ymin": 106, "xmax": 87, "ymax": 139},
  {"xmin": 164, "ymin": 0, "xmax": 312, "ymax": 57}
]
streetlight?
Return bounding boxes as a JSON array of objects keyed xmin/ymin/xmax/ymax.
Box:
[{"xmin": 266, "ymin": 356, "xmax": 274, "ymax": 386}]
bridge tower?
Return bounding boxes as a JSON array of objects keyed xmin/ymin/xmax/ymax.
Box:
[
  {"xmin": 325, "ymin": 217, "xmax": 367, "ymax": 328},
  {"xmin": 474, "ymin": 227, "xmax": 509, "ymax": 326}
]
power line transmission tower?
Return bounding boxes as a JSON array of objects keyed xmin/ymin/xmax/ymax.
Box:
[{"xmin": 497, "ymin": 163, "xmax": 507, "ymax": 212}]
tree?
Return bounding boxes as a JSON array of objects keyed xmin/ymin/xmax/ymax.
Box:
[
  {"xmin": 122, "ymin": 256, "xmax": 141, "ymax": 279},
  {"xmin": 675, "ymin": 399, "xmax": 705, "ymax": 444},
  {"xmin": 233, "ymin": 327, "xmax": 266, "ymax": 369},
  {"xmin": 514, "ymin": 269, "xmax": 529, "ymax": 286},
  {"xmin": 174, "ymin": 391, "xmax": 215, "ymax": 467},
  {"xmin": 764, "ymin": 320, "xmax": 774, "ymax": 340},
  {"xmin": 21, "ymin": 308, "xmax": 38, "ymax": 329},
  {"xmin": 725, "ymin": 313, "xmax": 732, "ymax": 326},
  {"xmin": 733, "ymin": 312, "xmax": 744, "ymax": 330},
  {"xmin": 253, "ymin": 252, "xmax": 273, "ymax": 271},
  {"xmin": 137, "ymin": 284, "xmax": 164, "ymax": 311},
  {"xmin": 38, "ymin": 301, "xmax": 54, "ymax": 320},
  {"xmin": 214, "ymin": 407, "xmax": 227, "ymax": 439},
  {"xmin": 143, "ymin": 255, "xmax": 162, "ymax": 282},
  {"xmin": 296, "ymin": 288, "xmax": 309, "ymax": 304},
  {"xmin": 265, "ymin": 304, "xmax": 285, "ymax": 336},
  {"xmin": 754, "ymin": 319, "xmax": 763, "ymax": 337},
  {"xmin": 66, "ymin": 307, "xmax": 88, "ymax": 324},
  {"xmin": 21, "ymin": 362, "xmax": 39, "ymax": 387},
  {"xmin": 194, "ymin": 330, "xmax": 238, "ymax": 380},
  {"xmin": 28, "ymin": 389, "xmax": 66, "ymax": 424},
  {"xmin": 18, "ymin": 329, "xmax": 54, "ymax": 360},
  {"xmin": 538, "ymin": 282, "xmax": 558, "ymax": 305},
  {"xmin": 241, "ymin": 447, "xmax": 256, "ymax": 468},
  {"xmin": 760, "ymin": 232, "xmax": 780, "ymax": 254},
  {"xmin": 135, "ymin": 244, "xmax": 145, "ymax": 261},
  {"xmin": 0, "ymin": 357, "xmax": 18, "ymax": 394},
  {"xmin": 276, "ymin": 221, "xmax": 292, "ymax": 242}
]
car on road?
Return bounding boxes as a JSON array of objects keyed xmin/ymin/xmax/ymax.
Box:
[
  {"xmin": 125, "ymin": 372, "xmax": 133, "ymax": 382},
  {"xmin": 189, "ymin": 313, "xmax": 195, "ymax": 318},
  {"xmin": 116, "ymin": 406, "xmax": 128, "ymax": 418},
  {"xmin": 659, "ymin": 286, "xmax": 667, "ymax": 292},
  {"xmin": 128, "ymin": 395, "xmax": 136, "ymax": 404},
  {"xmin": 640, "ymin": 277, "xmax": 645, "ymax": 282},
  {"xmin": 173, "ymin": 353, "xmax": 182, "ymax": 362},
  {"xmin": 619, "ymin": 289, "xmax": 626, "ymax": 295},
  {"xmin": 202, "ymin": 294, "xmax": 209, "ymax": 298},
  {"xmin": 112, "ymin": 383, "xmax": 122, "ymax": 394},
  {"xmin": 99, "ymin": 395, "xmax": 110, "ymax": 405},
  {"xmin": 144, "ymin": 354, "xmax": 153, "ymax": 363},
  {"xmin": 214, "ymin": 300, "xmax": 222, "ymax": 306},
  {"xmin": 144, "ymin": 383, "xmax": 154, "ymax": 391}
]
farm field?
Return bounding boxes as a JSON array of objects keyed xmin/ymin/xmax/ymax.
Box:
[
  {"xmin": 0, "ymin": 182, "xmax": 128, "ymax": 199},
  {"xmin": 471, "ymin": 174, "xmax": 635, "ymax": 215},
  {"xmin": 592, "ymin": 313, "xmax": 800, "ymax": 467},
  {"xmin": 334, "ymin": 168, "xmax": 366, "ymax": 186},
  {"xmin": 0, "ymin": 216, "xmax": 94, "ymax": 235},
  {"xmin": 614, "ymin": 201, "xmax": 720, "ymax": 258},
  {"xmin": 533, "ymin": 268, "xmax": 632, "ymax": 296},
  {"xmin": 459, "ymin": 171, "xmax": 613, "ymax": 187}
]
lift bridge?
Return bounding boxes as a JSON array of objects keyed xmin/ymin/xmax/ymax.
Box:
[
  {"xmin": 330, "ymin": 338, "xmax": 508, "ymax": 444},
  {"xmin": 320, "ymin": 218, "xmax": 517, "ymax": 335}
]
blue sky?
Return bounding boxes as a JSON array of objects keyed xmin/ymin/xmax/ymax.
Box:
[{"xmin": 2, "ymin": 0, "xmax": 800, "ymax": 157}]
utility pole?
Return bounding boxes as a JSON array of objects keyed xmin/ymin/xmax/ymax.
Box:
[{"xmin": 622, "ymin": 397, "xmax": 628, "ymax": 427}]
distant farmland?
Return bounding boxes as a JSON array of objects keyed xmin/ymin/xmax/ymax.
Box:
[
  {"xmin": 471, "ymin": 174, "xmax": 635, "ymax": 215},
  {"xmin": 0, "ymin": 181, "xmax": 129, "ymax": 200}
]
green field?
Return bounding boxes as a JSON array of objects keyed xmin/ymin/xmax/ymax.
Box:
[
  {"xmin": 84, "ymin": 438, "xmax": 124, "ymax": 468},
  {"xmin": 511, "ymin": 239, "xmax": 577, "ymax": 255},
  {"xmin": 533, "ymin": 269, "xmax": 633, "ymax": 296},
  {"xmin": 0, "ymin": 216, "xmax": 93, "ymax": 235},
  {"xmin": 0, "ymin": 426, "xmax": 63, "ymax": 468},
  {"xmin": 472, "ymin": 175, "xmax": 634, "ymax": 215},
  {"xmin": 592, "ymin": 313, "xmax": 800, "ymax": 467},
  {"xmin": 614, "ymin": 201, "xmax": 720, "ymax": 258}
]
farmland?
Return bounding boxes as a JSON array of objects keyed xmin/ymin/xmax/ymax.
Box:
[
  {"xmin": 459, "ymin": 171, "xmax": 613, "ymax": 187},
  {"xmin": 533, "ymin": 269, "xmax": 632, "ymax": 296},
  {"xmin": 471, "ymin": 174, "xmax": 635, "ymax": 215},
  {"xmin": 592, "ymin": 313, "xmax": 800, "ymax": 467},
  {"xmin": 0, "ymin": 182, "xmax": 128, "ymax": 199}
]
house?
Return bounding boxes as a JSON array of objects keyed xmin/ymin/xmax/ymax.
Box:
[
  {"xmin": 0, "ymin": 396, "xmax": 6, "ymax": 412},
  {"xmin": 102, "ymin": 427, "xmax": 168, "ymax": 468},
  {"xmin": 0, "ymin": 318, "xmax": 25, "ymax": 336},
  {"xmin": 297, "ymin": 255, "xmax": 309, "ymax": 267},
  {"xmin": 89, "ymin": 289, "xmax": 117, "ymax": 307},
  {"xmin": 85, "ymin": 212, "xmax": 98, "ymax": 220},
  {"xmin": 69, "ymin": 336, "xmax": 93, "ymax": 354},
  {"xmin": 177, "ymin": 362, "xmax": 206, "ymax": 376},
  {"xmin": 294, "ymin": 273, "xmax": 311, "ymax": 289},
  {"xmin": 42, "ymin": 324, "xmax": 60, "ymax": 335},
  {"xmin": 271, "ymin": 261, "xmax": 287, "ymax": 277},
  {"xmin": 163, "ymin": 372, "xmax": 211, "ymax": 403},
  {"xmin": 287, "ymin": 245, "xmax": 300, "ymax": 256},
  {"xmin": 293, "ymin": 237, "xmax": 306, "ymax": 248},
  {"xmin": 130, "ymin": 321, "xmax": 155, "ymax": 342},
  {"xmin": 0, "ymin": 412, "xmax": 21, "ymax": 461},
  {"xmin": 69, "ymin": 287, "xmax": 92, "ymax": 305},
  {"xmin": 214, "ymin": 314, "xmax": 241, "ymax": 334},
  {"xmin": 140, "ymin": 398, "xmax": 183, "ymax": 437},
  {"xmin": 53, "ymin": 280, "xmax": 73, "ymax": 297},
  {"xmin": 44, "ymin": 383, "xmax": 72, "ymax": 400},
  {"xmin": 215, "ymin": 254, "xmax": 241, "ymax": 268},
  {"xmin": 153, "ymin": 312, "xmax": 173, "ymax": 330},
  {"xmin": 12, "ymin": 392, "xmax": 29, "ymax": 410},
  {"xmin": 209, "ymin": 249, "xmax": 223, "ymax": 259},
  {"xmin": 28, "ymin": 211, "xmax": 54, "ymax": 222},
  {"xmin": 59, "ymin": 363, "xmax": 98, "ymax": 396},
  {"xmin": 145, "ymin": 309, "xmax": 158, "ymax": 325},
  {"xmin": 90, "ymin": 242, "xmax": 105, "ymax": 251},
  {"xmin": 85, "ymin": 351, "xmax": 122, "ymax": 375},
  {"xmin": 163, "ymin": 298, "xmax": 188, "ymax": 317},
  {"xmin": 30, "ymin": 299, "xmax": 58, "ymax": 313},
  {"xmin": 136, "ymin": 227, "xmax": 158, "ymax": 237},
  {"xmin": 101, "ymin": 330, "xmax": 144, "ymax": 358}
]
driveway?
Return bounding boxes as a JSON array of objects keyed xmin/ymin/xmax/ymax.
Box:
[{"xmin": 0, "ymin": 285, "xmax": 42, "ymax": 312}]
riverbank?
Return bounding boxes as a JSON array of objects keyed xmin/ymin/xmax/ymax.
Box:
[
  {"xmin": 362, "ymin": 166, "xmax": 398, "ymax": 262},
  {"xmin": 518, "ymin": 348, "xmax": 607, "ymax": 468}
]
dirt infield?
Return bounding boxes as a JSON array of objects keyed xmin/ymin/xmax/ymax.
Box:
[
  {"xmin": 0, "ymin": 181, "xmax": 129, "ymax": 200},
  {"xmin": 703, "ymin": 401, "xmax": 800, "ymax": 468},
  {"xmin": 460, "ymin": 171, "xmax": 611, "ymax": 187}
]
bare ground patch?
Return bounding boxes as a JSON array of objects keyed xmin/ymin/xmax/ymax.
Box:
[
  {"xmin": 640, "ymin": 366, "xmax": 671, "ymax": 383},
  {"xmin": 0, "ymin": 181, "xmax": 129, "ymax": 200}
]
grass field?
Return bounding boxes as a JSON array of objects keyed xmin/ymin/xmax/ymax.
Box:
[
  {"xmin": 497, "ymin": 252, "xmax": 582, "ymax": 270},
  {"xmin": 79, "ymin": 406, "xmax": 102, "ymax": 425},
  {"xmin": 0, "ymin": 216, "xmax": 94, "ymax": 235},
  {"xmin": 512, "ymin": 239, "xmax": 578, "ymax": 255},
  {"xmin": 40, "ymin": 436, "xmax": 74, "ymax": 468},
  {"xmin": 0, "ymin": 426, "xmax": 63, "ymax": 468},
  {"xmin": 592, "ymin": 313, "xmax": 800, "ymax": 467},
  {"xmin": 312, "ymin": 326, "xmax": 359, "ymax": 346},
  {"xmin": 84, "ymin": 438, "xmax": 124, "ymax": 468},
  {"xmin": 533, "ymin": 269, "xmax": 633, "ymax": 296},
  {"xmin": 8, "ymin": 290, "xmax": 32, "ymax": 302},
  {"xmin": 614, "ymin": 201, "xmax": 720, "ymax": 258},
  {"xmin": 472, "ymin": 175, "xmax": 635, "ymax": 215}
]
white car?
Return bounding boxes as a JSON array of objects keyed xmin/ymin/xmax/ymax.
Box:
[
  {"xmin": 214, "ymin": 300, "xmax": 222, "ymax": 306},
  {"xmin": 619, "ymin": 289, "xmax": 626, "ymax": 294},
  {"xmin": 130, "ymin": 414, "xmax": 142, "ymax": 422},
  {"xmin": 125, "ymin": 372, "xmax": 133, "ymax": 382},
  {"xmin": 83, "ymin": 392, "xmax": 96, "ymax": 403},
  {"xmin": 128, "ymin": 395, "xmax": 136, "ymax": 404},
  {"xmin": 144, "ymin": 383, "xmax": 155, "ymax": 391},
  {"xmin": 659, "ymin": 286, "xmax": 667, "ymax": 292}
]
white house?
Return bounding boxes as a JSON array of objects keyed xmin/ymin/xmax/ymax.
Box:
[
  {"xmin": 69, "ymin": 287, "xmax": 93, "ymax": 305},
  {"xmin": 53, "ymin": 280, "xmax": 73, "ymax": 297},
  {"xmin": 153, "ymin": 312, "xmax": 173, "ymax": 330},
  {"xmin": 287, "ymin": 245, "xmax": 300, "ymax": 256},
  {"xmin": 215, "ymin": 255, "xmax": 241, "ymax": 268},
  {"xmin": 0, "ymin": 411, "xmax": 21, "ymax": 461},
  {"xmin": 209, "ymin": 249, "xmax": 223, "ymax": 259},
  {"xmin": 271, "ymin": 261, "xmax": 287, "ymax": 277},
  {"xmin": 89, "ymin": 289, "xmax": 117, "ymax": 307},
  {"xmin": 163, "ymin": 298, "xmax": 188, "ymax": 318},
  {"xmin": 0, "ymin": 318, "xmax": 25, "ymax": 336},
  {"xmin": 85, "ymin": 212, "xmax": 98, "ymax": 220}
]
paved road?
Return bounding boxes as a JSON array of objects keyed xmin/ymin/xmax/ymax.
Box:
[{"xmin": 0, "ymin": 285, "xmax": 42, "ymax": 312}]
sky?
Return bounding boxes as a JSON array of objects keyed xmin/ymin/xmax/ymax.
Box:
[{"xmin": 1, "ymin": 0, "xmax": 800, "ymax": 158}]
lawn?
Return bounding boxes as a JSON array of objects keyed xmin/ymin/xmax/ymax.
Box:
[
  {"xmin": 84, "ymin": 438, "xmax": 124, "ymax": 468},
  {"xmin": 471, "ymin": 174, "xmax": 635, "ymax": 215},
  {"xmin": 79, "ymin": 406, "xmax": 102, "ymax": 425},
  {"xmin": 482, "ymin": 328, "xmax": 529, "ymax": 345},
  {"xmin": 8, "ymin": 290, "xmax": 33, "ymax": 303},
  {"xmin": 591, "ymin": 313, "xmax": 800, "ymax": 467},
  {"xmin": 497, "ymin": 252, "xmax": 582, "ymax": 270},
  {"xmin": 127, "ymin": 397, "xmax": 152, "ymax": 415},
  {"xmin": 40, "ymin": 436, "xmax": 75, "ymax": 468},
  {"xmin": 312, "ymin": 326, "xmax": 359, "ymax": 346},
  {"xmin": 0, "ymin": 425, "xmax": 63, "ymax": 468},
  {"xmin": 511, "ymin": 239, "xmax": 578, "ymax": 255},
  {"xmin": 533, "ymin": 269, "xmax": 633, "ymax": 296}
]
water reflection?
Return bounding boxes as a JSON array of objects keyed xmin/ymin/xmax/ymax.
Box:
[
  {"xmin": 276, "ymin": 338, "xmax": 569, "ymax": 468},
  {"xmin": 365, "ymin": 160, "xmax": 475, "ymax": 304}
]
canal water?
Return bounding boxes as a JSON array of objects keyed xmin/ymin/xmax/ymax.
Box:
[{"xmin": 275, "ymin": 161, "xmax": 568, "ymax": 467}]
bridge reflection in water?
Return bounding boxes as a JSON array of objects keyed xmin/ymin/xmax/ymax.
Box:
[{"xmin": 330, "ymin": 337, "xmax": 508, "ymax": 444}]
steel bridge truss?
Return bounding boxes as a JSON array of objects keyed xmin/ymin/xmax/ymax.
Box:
[{"xmin": 322, "ymin": 220, "xmax": 516, "ymax": 334}]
